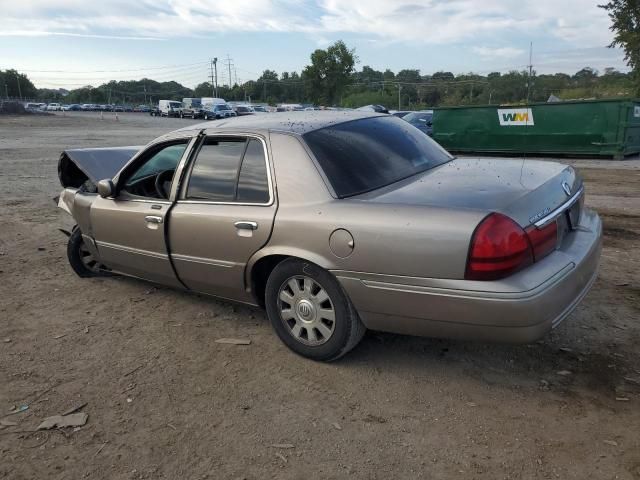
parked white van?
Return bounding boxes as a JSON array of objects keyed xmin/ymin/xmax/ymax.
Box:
[
  {"xmin": 46, "ymin": 103, "xmax": 62, "ymax": 111},
  {"xmin": 158, "ymin": 100, "xmax": 183, "ymax": 117}
]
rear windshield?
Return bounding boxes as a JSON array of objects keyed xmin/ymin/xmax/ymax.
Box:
[{"xmin": 303, "ymin": 116, "xmax": 452, "ymax": 197}]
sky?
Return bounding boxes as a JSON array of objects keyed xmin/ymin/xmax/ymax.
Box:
[{"xmin": 0, "ymin": 0, "xmax": 629, "ymax": 90}]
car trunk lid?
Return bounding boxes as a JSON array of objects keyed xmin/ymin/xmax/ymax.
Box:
[{"xmin": 354, "ymin": 157, "xmax": 582, "ymax": 228}]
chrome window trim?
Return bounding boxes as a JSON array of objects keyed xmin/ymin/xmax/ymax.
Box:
[
  {"xmin": 534, "ymin": 185, "xmax": 585, "ymax": 228},
  {"xmin": 169, "ymin": 134, "xmax": 202, "ymax": 202},
  {"xmin": 179, "ymin": 133, "xmax": 274, "ymax": 207}
]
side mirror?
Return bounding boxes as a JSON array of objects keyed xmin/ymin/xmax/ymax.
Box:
[{"xmin": 97, "ymin": 179, "xmax": 115, "ymax": 198}]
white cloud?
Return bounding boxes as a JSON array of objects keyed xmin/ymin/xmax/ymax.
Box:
[
  {"xmin": 472, "ymin": 46, "xmax": 526, "ymax": 59},
  {"xmin": 2, "ymin": 0, "xmax": 616, "ymax": 48}
]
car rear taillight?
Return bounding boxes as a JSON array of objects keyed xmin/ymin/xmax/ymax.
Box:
[
  {"xmin": 525, "ymin": 221, "xmax": 558, "ymax": 261},
  {"xmin": 465, "ymin": 213, "xmax": 533, "ymax": 281},
  {"xmin": 466, "ymin": 213, "xmax": 559, "ymax": 281}
]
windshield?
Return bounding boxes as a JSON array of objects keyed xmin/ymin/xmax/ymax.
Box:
[
  {"xmin": 170, "ymin": 102, "xmax": 181, "ymax": 108},
  {"xmin": 303, "ymin": 116, "xmax": 453, "ymax": 198},
  {"xmin": 216, "ymin": 104, "xmax": 232, "ymax": 111}
]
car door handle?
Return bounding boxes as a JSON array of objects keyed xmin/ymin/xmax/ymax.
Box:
[
  {"xmin": 234, "ymin": 221, "xmax": 258, "ymax": 231},
  {"xmin": 145, "ymin": 215, "xmax": 164, "ymax": 224}
]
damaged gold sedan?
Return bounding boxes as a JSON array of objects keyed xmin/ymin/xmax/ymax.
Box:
[{"xmin": 57, "ymin": 112, "xmax": 602, "ymax": 361}]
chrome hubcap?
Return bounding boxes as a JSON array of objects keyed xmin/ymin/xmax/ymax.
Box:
[{"xmin": 278, "ymin": 275, "xmax": 335, "ymax": 346}]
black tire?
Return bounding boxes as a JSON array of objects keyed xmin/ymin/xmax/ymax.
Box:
[
  {"xmin": 265, "ymin": 258, "xmax": 366, "ymax": 361},
  {"xmin": 67, "ymin": 228, "xmax": 111, "ymax": 278}
]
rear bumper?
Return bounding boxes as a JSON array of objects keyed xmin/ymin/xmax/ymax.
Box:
[{"xmin": 335, "ymin": 209, "xmax": 602, "ymax": 343}]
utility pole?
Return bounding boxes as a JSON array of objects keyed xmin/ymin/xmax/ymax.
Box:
[
  {"xmin": 4, "ymin": 83, "xmax": 7, "ymax": 99},
  {"xmin": 225, "ymin": 54, "xmax": 233, "ymax": 88},
  {"xmin": 397, "ymin": 84, "xmax": 402, "ymax": 110},
  {"xmin": 16, "ymin": 74, "xmax": 22, "ymax": 100},
  {"xmin": 143, "ymin": 84, "xmax": 147, "ymax": 104},
  {"xmin": 526, "ymin": 41, "xmax": 533, "ymax": 104},
  {"xmin": 210, "ymin": 58, "xmax": 218, "ymax": 97}
]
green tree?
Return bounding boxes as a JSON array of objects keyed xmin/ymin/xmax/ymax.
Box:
[
  {"xmin": 600, "ymin": 0, "xmax": 640, "ymax": 92},
  {"xmin": 302, "ymin": 40, "xmax": 357, "ymax": 105},
  {"xmin": 0, "ymin": 69, "xmax": 37, "ymax": 99}
]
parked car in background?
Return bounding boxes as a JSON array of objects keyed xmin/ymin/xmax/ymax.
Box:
[
  {"xmin": 134, "ymin": 105, "xmax": 151, "ymax": 113},
  {"xmin": 24, "ymin": 102, "xmax": 45, "ymax": 111},
  {"xmin": 203, "ymin": 103, "xmax": 236, "ymax": 120},
  {"xmin": 201, "ymin": 97, "xmax": 227, "ymax": 110},
  {"xmin": 250, "ymin": 105, "xmax": 269, "ymax": 113},
  {"xmin": 81, "ymin": 104, "xmax": 96, "ymax": 111},
  {"xmin": 158, "ymin": 100, "xmax": 183, "ymax": 117},
  {"xmin": 390, "ymin": 110, "xmax": 411, "ymax": 118},
  {"xmin": 234, "ymin": 105, "xmax": 254, "ymax": 116},
  {"xmin": 278, "ymin": 103, "xmax": 304, "ymax": 111},
  {"xmin": 62, "ymin": 104, "xmax": 82, "ymax": 111},
  {"xmin": 356, "ymin": 104, "xmax": 390, "ymax": 114},
  {"xmin": 56, "ymin": 111, "xmax": 601, "ymax": 361},
  {"xmin": 113, "ymin": 105, "xmax": 125, "ymax": 112},
  {"xmin": 46, "ymin": 103, "xmax": 62, "ymax": 111},
  {"xmin": 149, "ymin": 106, "xmax": 160, "ymax": 117},
  {"xmin": 181, "ymin": 98, "xmax": 204, "ymax": 119},
  {"xmin": 403, "ymin": 110, "xmax": 434, "ymax": 136}
]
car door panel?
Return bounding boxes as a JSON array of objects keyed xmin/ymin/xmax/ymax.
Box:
[
  {"xmin": 88, "ymin": 137, "xmax": 194, "ymax": 287},
  {"xmin": 169, "ymin": 203, "xmax": 276, "ymax": 301},
  {"xmin": 167, "ymin": 134, "xmax": 276, "ymax": 302},
  {"xmin": 90, "ymin": 198, "xmax": 183, "ymax": 287}
]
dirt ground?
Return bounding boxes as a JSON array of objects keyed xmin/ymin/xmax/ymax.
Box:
[{"xmin": 1, "ymin": 112, "xmax": 639, "ymax": 480}]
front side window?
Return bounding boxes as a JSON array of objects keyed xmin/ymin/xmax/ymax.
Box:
[
  {"xmin": 121, "ymin": 141, "xmax": 188, "ymax": 199},
  {"xmin": 303, "ymin": 116, "xmax": 452, "ymax": 198},
  {"xmin": 185, "ymin": 137, "xmax": 270, "ymax": 203}
]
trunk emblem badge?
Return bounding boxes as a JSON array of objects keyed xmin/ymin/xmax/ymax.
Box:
[{"xmin": 562, "ymin": 181, "xmax": 572, "ymax": 196}]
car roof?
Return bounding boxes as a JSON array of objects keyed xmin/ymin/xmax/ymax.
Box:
[{"xmin": 174, "ymin": 110, "xmax": 386, "ymax": 136}]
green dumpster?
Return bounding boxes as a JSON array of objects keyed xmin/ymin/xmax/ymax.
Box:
[{"xmin": 431, "ymin": 99, "xmax": 640, "ymax": 159}]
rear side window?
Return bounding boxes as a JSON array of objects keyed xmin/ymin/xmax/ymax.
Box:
[
  {"xmin": 186, "ymin": 139, "xmax": 246, "ymax": 201},
  {"xmin": 237, "ymin": 139, "xmax": 269, "ymax": 203},
  {"xmin": 186, "ymin": 137, "xmax": 270, "ymax": 203},
  {"xmin": 303, "ymin": 116, "xmax": 452, "ymax": 198}
]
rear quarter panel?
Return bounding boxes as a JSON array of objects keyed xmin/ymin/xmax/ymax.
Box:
[{"xmin": 259, "ymin": 132, "xmax": 486, "ymax": 279}]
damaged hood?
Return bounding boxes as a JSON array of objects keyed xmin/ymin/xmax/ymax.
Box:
[{"xmin": 58, "ymin": 146, "xmax": 142, "ymax": 188}]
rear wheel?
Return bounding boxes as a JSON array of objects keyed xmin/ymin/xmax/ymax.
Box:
[
  {"xmin": 67, "ymin": 228, "xmax": 111, "ymax": 278},
  {"xmin": 265, "ymin": 259, "xmax": 366, "ymax": 361}
]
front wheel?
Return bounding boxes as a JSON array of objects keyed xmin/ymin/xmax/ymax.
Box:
[
  {"xmin": 67, "ymin": 228, "xmax": 111, "ymax": 278},
  {"xmin": 265, "ymin": 259, "xmax": 366, "ymax": 361}
]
